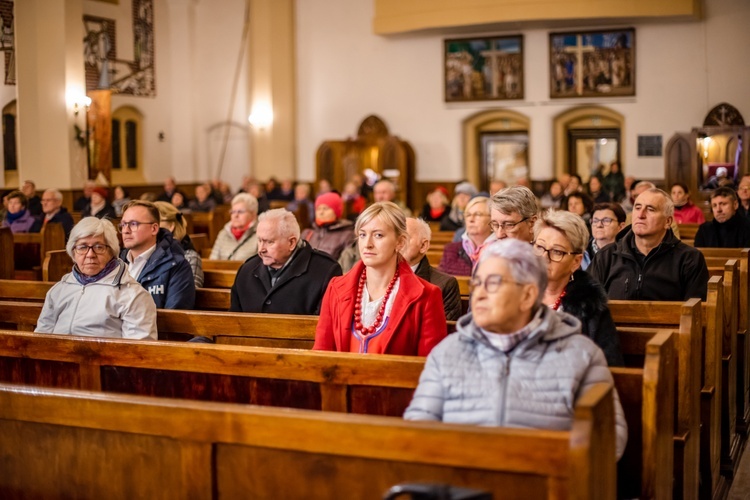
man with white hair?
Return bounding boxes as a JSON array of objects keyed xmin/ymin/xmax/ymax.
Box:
[
  {"xmin": 373, "ymin": 179, "xmax": 411, "ymax": 215},
  {"xmin": 590, "ymin": 188, "xmax": 708, "ymax": 301},
  {"xmin": 32, "ymin": 188, "xmax": 75, "ymax": 239},
  {"xmin": 230, "ymin": 208, "xmax": 342, "ymax": 314},
  {"xmin": 401, "ymin": 217, "xmax": 462, "ymax": 321}
]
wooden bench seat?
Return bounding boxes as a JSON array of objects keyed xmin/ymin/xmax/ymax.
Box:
[
  {"xmin": 11, "ymin": 223, "xmax": 65, "ymax": 280},
  {"xmin": 699, "ymin": 247, "xmax": 750, "ymax": 437},
  {"xmin": 0, "ymin": 328, "xmax": 673, "ymax": 499},
  {"xmin": 610, "ymin": 298, "xmax": 704, "ymax": 500},
  {"xmin": 0, "ymin": 279, "xmax": 232, "ymax": 311},
  {"xmin": 0, "ymin": 380, "xmax": 616, "ymax": 499},
  {"xmin": 0, "ymin": 226, "xmax": 13, "ymax": 279}
]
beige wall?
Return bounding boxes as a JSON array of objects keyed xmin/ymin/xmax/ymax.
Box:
[{"xmin": 296, "ymin": 0, "xmax": 750, "ymax": 183}]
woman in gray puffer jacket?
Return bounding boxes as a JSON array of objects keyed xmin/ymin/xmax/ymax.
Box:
[{"xmin": 404, "ymin": 238, "xmax": 628, "ymax": 461}]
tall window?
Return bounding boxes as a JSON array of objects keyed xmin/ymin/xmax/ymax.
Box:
[{"xmin": 111, "ymin": 106, "xmax": 144, "ymax": 183}]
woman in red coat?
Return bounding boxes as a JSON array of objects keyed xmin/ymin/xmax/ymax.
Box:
[{"xmin": 314, "ymin": 201, "xmax": 447, "ymax": 356}]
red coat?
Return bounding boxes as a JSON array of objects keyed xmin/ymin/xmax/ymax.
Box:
[{"xmin": 313, "ymin": 259, "xmax": 447, "ymax": 356}]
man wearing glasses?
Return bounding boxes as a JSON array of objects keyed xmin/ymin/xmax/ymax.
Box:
[
  {"xmin": 405, "ymin": 238, "xmax": 627, "ymax": 461},
  {"xmin": 32, "ymin": 189, "xmax": 75, "ymax": 239},
  {"xmin": 589, "ymin": 188, "xmax": 708, "ymax": 301},
  {"xmin": 119, "ymin": 200, "xmax": 195, "ymax": 309},
  {"xmin": 489, "ymin": 186, "xmax": 538, "ymax": 243}
]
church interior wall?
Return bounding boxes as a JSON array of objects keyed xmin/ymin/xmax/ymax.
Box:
[
  {"xmin": 4, "ymin": 0, "xmax": 749, "ymax": 190},
  {"xmin": 296, "ymin": 0, "xmax": 750, "ymax": 184}
]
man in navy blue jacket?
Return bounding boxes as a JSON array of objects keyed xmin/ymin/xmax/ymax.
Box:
[{"xmin": 119, "ymin": 200, "xmax": 195, "ymax": 309}]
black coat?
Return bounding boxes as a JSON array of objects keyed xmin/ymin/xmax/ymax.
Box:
[
  {"xmin": 694, "ymin": 213, "xmax": 750, "ymax": 248},
  {"xmin": 589, "ymin": 228, "xmax": 708, "ymax": 302},
  {"xmin": 230, "ymin": 241, "xmax": 342, "ymax": 314},
  {"xmin": 31, "ymin": 207, "xmax": 75, "ymax": 240},
  {"xmin": 560, "ymin": 269, "xmax": 624, "ymax": 367},
  {"xmin": 414, "ymin": 256, "xmax": 462, "ymax": 321}
]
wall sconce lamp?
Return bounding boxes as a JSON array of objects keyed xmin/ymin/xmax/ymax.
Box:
[
  {"xmin": 248, "ymin": 102, "xmax": 274, "ymax": 130},
  {"xmin": 73, "ymin": 96, "xmax": 92, "ymax": 116}
]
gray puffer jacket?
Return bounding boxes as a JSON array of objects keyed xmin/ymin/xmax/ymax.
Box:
[{"xmin": 404, "ymin": 306, "xmax": 627, "ymax": 459}]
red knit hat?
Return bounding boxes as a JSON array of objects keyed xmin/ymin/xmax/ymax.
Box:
[
  {"xmin": 315, "ymin": 192, "xmax": 343, "ymax": 219},
  {"xmin": 92, "ymin": 187, "xmax": 108, "ymax": 199}
]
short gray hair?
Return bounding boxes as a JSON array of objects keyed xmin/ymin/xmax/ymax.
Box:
[
  {"xmin": 231, "ymin": 193, "xmax": 258, "ymax": 215},
  {"xmin": 407, "ymin": 217, "xmax": 432, "ymax": 242},
  {"xmin": 257, "ymin": 208, "xmax": 300, "ymax": 239},
  {"xmin": 66, "ymin": 217, "xmax": 120, "ymax": 259},
  {"xmin": 533, "ymin": 209, "xmax": 590, "ymax": 253},
  {"xmin": 44, "ymin": 188, "xmax": 63, "ymax": 202},
  {"xmin": 639, "ymin": 188, "xmax": 674, "ymax": 218},
  {"xmin": 477, "ymin": 238, "xmax": 547, "ymax": 309},
  {"xmin": 491, "ymin": 186, "xmax": 539, "ymax": 219}
]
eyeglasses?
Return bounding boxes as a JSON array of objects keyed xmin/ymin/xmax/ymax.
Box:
[
  {"xmin": 591, "ymin": 217, "xmax": 615, "ymax": 227},
  {"xmin": 489, "ymin": 217, "xmax": 528, "ymax": 232},
  {"xmin": 73, "ymin": 244, "xmax": 109, "ymax": 255},
  {"xmin": 118, "ymin": 221, "xmax": 157, "ymax": 232},
  {"xmin": 532, "ymin": 243, "xmax": 581, "ymax": 262},
  {"xmin": 468, "ymin": 274, "xmax": 522, "ymax": 293},
  {"xmin": 464, "ymin": 211, "xmax": 489, "ymax": 219},
  {"xmin": 739, "ymin": 186, "xmax": 750, "ymax": 192},
  {"xmin": 41, "ymin": 198, "xmax": 57, "ymax": 203},
  {"xmin": 229, "ymin": 209, "xmax": 248, "ymax": 215}
]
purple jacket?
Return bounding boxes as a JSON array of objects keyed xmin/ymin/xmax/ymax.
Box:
[
  {"xmin": 437, "ymin": 241, "xmax": 472, "ymax": 276},
  {"xmin": 2, "ymin": 210, "xmax": 37, "ymax": 233}
]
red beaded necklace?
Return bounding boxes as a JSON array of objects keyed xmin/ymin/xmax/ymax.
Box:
[
  {"xmin": 551, "ymin": 289, "xmax": 567, "ymax": 311},
  {"xmin": 353, "ymin": 266, "xmax": 400, "ymax": 335}
]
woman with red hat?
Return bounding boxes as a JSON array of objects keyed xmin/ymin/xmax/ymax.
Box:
[
  {"xmin": 314, "ymin": 201, "xmax": 447, "ymax": 356},
  {"xmin": 81, "ymin": 186, "xmax": 117, "ymax": 220},
  {"xmin": 301, "ymin": 191, "xmax": 355, "ymax": 260}
]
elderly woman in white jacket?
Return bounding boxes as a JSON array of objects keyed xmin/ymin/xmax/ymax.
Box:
[
  {"xmin": 35, "ymin": 217, "xmax": 157, "ymax": 339},
  {"xmin": 404, "ymin": 238, "xmax": 628, "ymax": 461}
]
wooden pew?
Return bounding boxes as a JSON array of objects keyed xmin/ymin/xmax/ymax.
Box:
[
  {"xmin": 0, "ymin": 381, "xmax": 616, "ymax": 499},
  {"xmin": 191, "ymin": 205, "xmax": 229, "ymax": 248},
  {"xmin": 678, "ymin": 223, "xmax": 700, "ymax": 246},
  {"xmin": 0, "ymin": 279, "xmax": 232, "ymax": 312},
  {"xmin": 188, "ymin": 233, "xmax": 209, "ymax": 256},
  {"xmin": 0, "ymin": 328, "xmax": 673, "ymax": 499},
  {"xmin": 203, "ymin": 269, "xmax": 237, "ymax": 289},
  {"xmin": 42, "ymin": 249, "xmax": 73, "ymax": 282},
  {"xmin": 202, "ymin": 259, "xmax": 242, "ymax": 271},
  {"xmin": 0, "ymin": 226, "xmax": 13, "ymax": 279},
  {"xmin": 610, "ymin": 298, "xmax": 703, "ymax": 500},
  {"xmin": 699, "ymin": 247, "xmax": 750, "ymax": 437},
  {"xmin": 12, "ymin": 222, "xmax": 65, "ymax": 280}
]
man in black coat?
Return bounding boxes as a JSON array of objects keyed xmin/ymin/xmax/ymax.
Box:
[
  {"xmin": 230, "ymin": 208, "xmax": 342, "ymax": 314},
  {"xmin": 31, "ymin": 188, "xmax": 75, "ymax": 240},
  {"xmin": 589, "ymin": 188, "xmax": 708, "ymax": 301},
  {"xmin": 694, "ymin": 187, "xmax": 750, "ymax": 248},
  {"xmin": 401, "ymin": 217, "xmax": 462, "ymax": 321}
]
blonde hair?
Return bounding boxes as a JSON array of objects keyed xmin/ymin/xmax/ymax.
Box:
[
  {"xmin": 533, "ymin": 209, "xmax": 589, "ymax": 253},
  {"xmin": 355, "ymin": 201, "xmax": 407, "ymax": 240},
  {"xmin": 154, "ymin": 201, "xmax": 186, "ymax": 241}
]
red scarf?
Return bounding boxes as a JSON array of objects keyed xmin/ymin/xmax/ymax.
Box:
[{"xmin": 230, "ymin": 223, "xmax": 251, "ymax": 241}]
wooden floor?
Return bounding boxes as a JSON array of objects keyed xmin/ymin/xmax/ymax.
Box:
[{"xmin": 729, "ymin": 441, "xmax": 750, "ymax": 499}]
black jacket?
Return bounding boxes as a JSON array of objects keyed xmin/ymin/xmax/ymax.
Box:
[
  {"xmin": 560, "ymin": 269, "xmax": 624, "ymax": 366},
  {"xmin": 694, "ymin": 213, "xmax": 750, "ymax": 248},
  {"xmin": 588, "ymin": 228, "xmax": 708, "ymax": 301},
  {"xmin": 230, "ymin": 240, "xmax": 342, "ymax": 314},
  {"xmin": 31, "ymin": 207, "xmax": 74, "ymax": 240},
  {"xmin": 414, "ymin": 256, "xmax": 462, "ymax": 321}
]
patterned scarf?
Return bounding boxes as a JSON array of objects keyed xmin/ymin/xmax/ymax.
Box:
[
  {"xmin": 461, "ymin": 232, "xmax": 497, "ymax": 267},
  {"xmin": 72, "ymin": 257, "xmax": 120, "ymax": 285}
]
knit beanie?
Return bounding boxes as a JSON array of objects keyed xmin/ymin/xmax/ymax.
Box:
[{"xmin": 315, "ymin": 192, "xmax": 343, "ymax": 219}]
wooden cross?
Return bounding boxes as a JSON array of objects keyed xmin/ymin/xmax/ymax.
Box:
[{"xmin": 563, "ymin": 35, "xmax": 595, "ymax": 96}]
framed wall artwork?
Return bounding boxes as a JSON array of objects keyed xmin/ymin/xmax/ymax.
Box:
[
  {"xmin": 549, "ymin": 28, "xmax": 635, "ymax": 99},
  {"xmin": 444, "ymin": 35, "xmax": 523, "ymax": 102}
]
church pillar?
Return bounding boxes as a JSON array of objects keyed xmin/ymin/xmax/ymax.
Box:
[
  {"xmin": 247, "ymin": 0, "xmax": 295, "ymax": 181},
  {"xmin": 165, "ymin": 0, "xmax": 199, "ymax": 182},
  {"xmin": 15, "ymin": 0, "xmax": 87, "ymax": 189}
]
